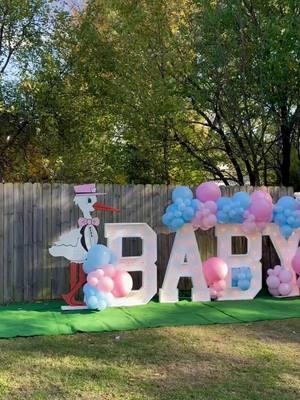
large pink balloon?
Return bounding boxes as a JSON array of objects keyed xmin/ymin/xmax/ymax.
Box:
[
  {"xmin": 291, "ymin": 249, "xmax": 300, "ymax": 275},
  {"xmin": 251, "ymin": 190, "xmax": 273, "ymax": 204},
  {"xmin": 212, "ymin": 279, "xmax": 226, "ymax": 292},
  {"xmin": 249, "ymin": 198, "xmax": 272, "ymax": 222},
  {"xmin": 196, "ymin": 182, "xmax": 221, "ymax": 203},
  {"xmin": 112, "ymin": 271, "xmax": 133, "ymax": 298},
  {"xmin": 203, "ymin": 257, "xmax": 228, "ymax": 286}
]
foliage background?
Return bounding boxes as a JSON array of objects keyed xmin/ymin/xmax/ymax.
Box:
[{"xmin": 0, "ymin": 0, "xmax": 299, "ymax": 187}]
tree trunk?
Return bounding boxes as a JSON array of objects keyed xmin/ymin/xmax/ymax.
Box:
[{"xmin": 280, "ymin": 105, "xmax": 292, "ymax": 186}]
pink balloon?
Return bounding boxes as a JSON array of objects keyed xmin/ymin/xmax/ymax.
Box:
[
  {"xmin": 267, "ymin": 268, "xmax": 275, "ymax": 276},
  {"xmin": 203, "ymin": 257, "xmax": 228, "ymax": 286},
  {"xmin": 279, "ymin": 270, "xmax": 292, "ymax": 283},
  {"xmin": 278, "ymin": 282, "xmax": 292, "ymax": 296},
  {"xmin": 242, "ymin": 220, "xmax": 257, "ymax": 234},
  {"xmin": 249, "ymin": 198, "xmax": 272, "ymax": 222},
  {"xmin": 268, "ymin": 287, "xmax": 280, "ymax": 297},
  {"xmin": 87, "ymin": 276, "xmax": 98, "ymax": 287},
  {"xmin": 291, "ymin": 249, "xmax": 300, "ymax": 275},
  {"xmin": 196, "ymin": 182, "xmax": 221, "ymax": 202},
  {"xmin": 274, "ymin": 265, "xmax": 282, "ymax": 275},
  {"xmin": 266, "ymin": 275, "xmax": 280, "ymax": 289},
  {"xmin": 97, "ymin": 276, "xmax": 114, "ymax": 292},
  {"xmin": 112, "ymin": 271, "xmax": 133, "ymax": 298},
  {"xmin": 202, "ymin": 215, "xmax": 217, "ymax": 230},
  {"xmin": 212, "ymin": 279, "xmax": 226, "ymax": 292},
  {"xmin": 209, "ymin": 287, "xmax": 218, "ymax": 299},
  {"xmin": 251, "ymin": 190, "xmax": 273, "ymax": 205},
  {"xmin": 205, "ymin": 201, "xmax": 217, "ymax": 213},
  {"xmin": 101, "ymin": 264, "xmax": 117, "ymax": 278},
  {"xmin": 91, "ymin": 269, "xmax": 104, "ymax": 279}
]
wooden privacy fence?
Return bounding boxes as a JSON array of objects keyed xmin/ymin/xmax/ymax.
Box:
[{"xmin": 0, "ymin": 183, "xmax": 294, "ymax": 304}]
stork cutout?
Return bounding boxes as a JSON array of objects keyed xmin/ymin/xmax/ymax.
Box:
[{"xmin": 49, "ymin": 184, "xmax": 119, "ymax": 305}]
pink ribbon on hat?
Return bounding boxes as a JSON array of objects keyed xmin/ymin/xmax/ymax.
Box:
[{"xmin": 78, "ymin": 217, "xmax": 100, "ymax": 227}]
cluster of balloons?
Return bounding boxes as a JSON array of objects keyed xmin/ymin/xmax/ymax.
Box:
[
  {"xmin": 192, "ymin": 182, "xmax": 221, "ymax": 230},
  {"xmin": 232, "ymin": 267, "xmax": 252, "ymax": 291},
  {"xmin": 203, "ymin": 257, "xmax": 228, "ymax": 299},
  {"xmin": 83, "ymin": 244, "xmax": 116, "ymax": 274},
  {"xmin": 83, "ymin": 244, "xmax": 133, "ymax": 310},
  {"xmin": 242, "ymin": 190, "xmax": 273, "ymax": 234},
  {"xmin": 162, "ymin": 186, "xmax": 198, "ymax": 231},
  {"xmin": 162, "ymin": 181, "xmax": 300, "ymax": 240},
  {"xmin": 217, "ymin": 192, "xmax": 251, "ymax": 224},
  {"xmin": 266, "ymin": 265, "xmax": 293, "ymax": 296},
  {"xmin": 273, "ymin": 196, "xmax": 300, "ymax": 238},
  {"xmin": 292, "ymin": 248, "xmax": 300, "ymax": 289}
]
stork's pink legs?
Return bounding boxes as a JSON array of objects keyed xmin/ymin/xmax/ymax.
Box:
[{"xmin": 62, "ymin": 263, "xmax": 86, "ymax": 306}]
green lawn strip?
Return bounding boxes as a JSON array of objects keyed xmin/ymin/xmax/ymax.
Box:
[
  {"xmin": 0, "ymin": 320, "xmax": 298, "ymax": 399},
  {"xmin": 0, "ymin": 296, "xmax": 300, "ymax": 339}
]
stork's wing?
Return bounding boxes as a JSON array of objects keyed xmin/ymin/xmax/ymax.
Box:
[{"xmin": 52, "ymin": 228, "xmax": 81, "ymax": 248}]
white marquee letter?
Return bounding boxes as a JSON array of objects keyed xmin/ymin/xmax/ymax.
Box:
[
  {"xmin": 216, "ymin": 224, "xmax": 262, "ymax": 300},
  {"xmin": 159, "ymin": 224, "xmax": 210, "ymax": 303},
  {"xmin": 105, "ymin": 223, "xmax": 157, "ymax": 306}
]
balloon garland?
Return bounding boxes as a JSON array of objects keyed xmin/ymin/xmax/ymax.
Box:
[
  {"xmin": 83, "ymin": 244, "xmax": 133, "ymax": 310},
  {"xmin": 162, "ymin": 182, "xmax": 300, "ymax": 238},
  {"xmin": 162, "ymin": 182, "xmax": 300, "ymax": 298}
]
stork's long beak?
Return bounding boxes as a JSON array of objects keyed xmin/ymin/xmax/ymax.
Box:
[{"xmin": 93, "ymin": 202, "xmax": 119, "ymax": 212}]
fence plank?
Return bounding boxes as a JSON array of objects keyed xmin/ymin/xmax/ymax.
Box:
[
  {"xmin": 3, "ymin": 183, "xmax": 14, "ymax": 303},
  {"xmin": 24, "ymin": 183, "xmax": 33, "ymax": 301}
]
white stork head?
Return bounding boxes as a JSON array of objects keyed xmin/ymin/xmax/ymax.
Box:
[{"xmin": 74, "ymin": 195, "xmax": 119, "ymax": 218}]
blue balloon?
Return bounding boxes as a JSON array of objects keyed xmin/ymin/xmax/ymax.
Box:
[
  {"xmin": 217, "ymin": 211, "xmax": 229, "ymax": 223},
  {"xmin": 170, "ymin": 217, "xmax": 185, "ymax": 230},
  {"xmin": 217, "ymin": 197, "xmax": 231, "ymax": 209},
  {"xmin": 273, "ymin": 212, "xmax": 286, "ymax": 225},
  {"xmin": 182, "ymin": 207, "xmax": 195, "ymax": 221},
  {"xmin": 166, "ymin": 204, "xmax": 177, "ymax": 213},
  {"xmin": 172, "ymin": 186, "xmax": 193, "ymax": 201},
  {"xmin": 84, "ymin": 244, "xmax": 112, "ymax": 273},
  {"xmin": 162, "ymin": 213, "xmax": 172, "ymax": 225},
  {"xmin": 233, "ymin": 192, "xmax": 251, "ymax": 208},
  {"xmin": 280, "ymin": 225, "xmax": 293, "ymax": 239},
  {"xmin": 191, "ymin": 199, "xmax": 201, "ymax": 210},
  {"xmin": 238, "ymin": 279, "xmax": 251, "ymax": 291},
  {"xmin": 277, "ymin": 196, "xmax": 297, "ymax": 210}
]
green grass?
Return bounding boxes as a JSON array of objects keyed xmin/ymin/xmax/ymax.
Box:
[{"xmin": 0, "ymin": 319, "xmax": 299, "ymax": 399}]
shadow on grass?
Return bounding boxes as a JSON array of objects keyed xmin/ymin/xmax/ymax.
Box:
[{"xmin": 0, "ymin": 320, "xmax": 299, "ymax": 399}]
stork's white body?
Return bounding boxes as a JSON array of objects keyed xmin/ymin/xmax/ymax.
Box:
[
  {"xmin": 49, "ymin": 194, "xmax": 99, "ymax": 263},
  {"xmin": 49, "ymin": 225, "xmax": 98, "ymax": 263}
]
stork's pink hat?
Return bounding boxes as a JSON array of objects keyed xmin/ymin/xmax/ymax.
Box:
[{"xmin": 74, "ymin": 184, "xmax": 105, "ymax": 196}]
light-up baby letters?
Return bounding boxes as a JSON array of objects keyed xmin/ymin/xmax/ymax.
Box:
[
  {"xmin": 105, "ymin": 221, "xmax": 299, "ymax": 306},
  {"xmin": 49, "ymin": 183, "xmax": 300, "ymax": 310}
]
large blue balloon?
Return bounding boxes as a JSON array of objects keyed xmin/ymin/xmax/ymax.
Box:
[{"xmin": 172, "ymin": 186, "xmax": 193, "ymax": 202}]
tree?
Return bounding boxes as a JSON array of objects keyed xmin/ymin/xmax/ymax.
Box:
[{"xmin": 181, "ymin": 0, "xmax": 300, "ymax": 185}]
